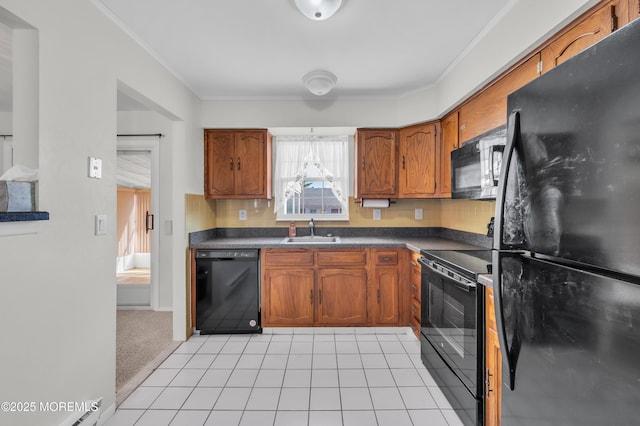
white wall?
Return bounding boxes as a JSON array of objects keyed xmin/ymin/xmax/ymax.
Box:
[{"xmin": 0, "ymin": 1, "xmax": 200, "ymax": 425}]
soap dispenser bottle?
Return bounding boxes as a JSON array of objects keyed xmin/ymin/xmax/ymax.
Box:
[{"xmin": 289, "ymin": 221, "xmax": 297, "ymax": 237}]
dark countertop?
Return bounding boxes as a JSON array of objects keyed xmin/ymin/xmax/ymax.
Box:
[{"xmin": 190, "ymin": 236, "xmax": 484, "ymax": 253}]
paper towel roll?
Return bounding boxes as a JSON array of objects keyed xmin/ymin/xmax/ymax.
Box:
[{"xmin": 361, "ymin": 198, "xmax": 390, "ymax": 208}]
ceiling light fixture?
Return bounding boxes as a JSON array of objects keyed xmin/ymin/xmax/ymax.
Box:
[
  {"xmin": 302, "ymin": 70, "xmax": 337, "ymax": 96},
  {"xmin": 294, "ymin": 0, "xmax": 343, "ymax": 21}
]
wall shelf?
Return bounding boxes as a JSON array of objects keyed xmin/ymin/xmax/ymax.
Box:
[{"xmin": 0, "ymin": 212, "xmax": 50, "ymax": 236}]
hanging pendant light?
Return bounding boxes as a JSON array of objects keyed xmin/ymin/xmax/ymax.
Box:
[{"xmin": 294, "ymin": 0, "xmax": 343, "ymax": 21}]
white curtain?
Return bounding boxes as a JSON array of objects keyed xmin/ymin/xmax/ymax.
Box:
[{"xmin": 274, "ymin": 135, "xmax": 349, "ymax": 215}]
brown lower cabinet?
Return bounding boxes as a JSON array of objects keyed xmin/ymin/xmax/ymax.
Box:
[
  {"xmin": 485, "ymin": 287, "xmax": 502, "ymax": 426},
  {"xmin": 263, "ymin": 269, "xmax": 315, "ymax": 326},
  {"xmin": 262, "ymin": 248, "xmax": 403, "ymax": 327},
  {"xmin": 317, "ymin": 268, "xmax": 368, "ymax": 325}
]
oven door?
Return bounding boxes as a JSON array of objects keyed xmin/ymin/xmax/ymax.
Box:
[{"xmin": 419, "ymin": 257, "xmax": 482, "ymax": 396}]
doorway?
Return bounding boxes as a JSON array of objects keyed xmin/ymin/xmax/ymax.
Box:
[{"xmin": 116, "ymin": 140, "xmax": 159, "ymax": 309}]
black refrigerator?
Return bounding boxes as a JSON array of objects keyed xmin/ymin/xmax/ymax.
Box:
[{"xmin": 493, "ymin": 18, "xmax": 640, "ymax": 425}]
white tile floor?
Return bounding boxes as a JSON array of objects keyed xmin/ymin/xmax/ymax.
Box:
[{"xmin": 106, "ymin": 327, "xmax": 464, "ymax": 426}]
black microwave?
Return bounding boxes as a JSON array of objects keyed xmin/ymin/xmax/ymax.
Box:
[{"xmin": 451, "ymin": 126, "xmax": 506, "ymax": 200}]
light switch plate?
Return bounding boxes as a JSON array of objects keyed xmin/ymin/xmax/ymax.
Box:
[
  {"xmin": 239, "ymin": 209, "xmax": 247, "ymax": 221},
  {"xmin": 95, "ymin": 214, "xmax": 107, "ymax": 235},
  {"xmin": 373, "ymin": 209, "xmax": 381, "ymax": 220},
  {"xmin": 415, "ymin": 208, "xmax": 423, "ymax": 220}
]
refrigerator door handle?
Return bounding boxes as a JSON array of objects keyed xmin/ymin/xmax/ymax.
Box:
[
  {"xmin": 492, "ymin": 251, "xmax": 521, "ymax": 391},
  {"xmin": 494, "ymin": 111, "xmax": 520, "ymax": 250}
]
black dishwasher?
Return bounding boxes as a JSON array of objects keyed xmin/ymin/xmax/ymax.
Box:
[{"xmin": 195, "ymin": 249, "xmax": 261, "ymax": 334}]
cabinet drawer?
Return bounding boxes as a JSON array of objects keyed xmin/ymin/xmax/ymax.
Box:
[
  {"xmin": 264, "ymin": 249, "xmax": 314, "ymax": 267},
  {"xmin": 317, "ymin": 250, "xmax": 367, "ymax": 267},
  {"xmin": 375, "ymin": 251, "xmax": 398, "ymax": 266}
]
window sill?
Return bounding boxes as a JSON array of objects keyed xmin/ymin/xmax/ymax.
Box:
[{"xmin": 0, "ymin": 211, "xmax": 50, "ymax": 236}]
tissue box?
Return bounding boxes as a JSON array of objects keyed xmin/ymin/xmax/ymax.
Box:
[{"xmin": 0, "ymin": 181, "xmax": 37, "ymax": 212}]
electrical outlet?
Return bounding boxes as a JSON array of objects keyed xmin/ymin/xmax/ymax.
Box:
[
  {"xmin": 415, "ymin": 208, "xmax": 423, "ymax": 220},
  {"xmin": 239, "ymin": 209, "xmax": 247, "ymax": 221},
  {"xmin": 373, "ymin": 209, "xmax": 381, "ymax": 220},
  {"xmin": 88, "ymin": 157, "xmax": 102, "ymax": 179}
]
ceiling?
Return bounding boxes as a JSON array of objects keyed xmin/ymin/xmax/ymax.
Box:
[{"xmin": 98, "ymin": 0, "xmax": 512, "ymax": 102}]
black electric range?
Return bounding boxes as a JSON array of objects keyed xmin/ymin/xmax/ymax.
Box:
[{"xmin": 418, "ymin": 249, "xmax": 491, "ymax": 426}]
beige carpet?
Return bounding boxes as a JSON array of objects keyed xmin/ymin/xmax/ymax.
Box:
[{"xmin": 116, "ymin": 310, "xmax": 173, "ymax": 393}]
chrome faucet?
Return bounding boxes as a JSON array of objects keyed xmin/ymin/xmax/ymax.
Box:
[{"xmin": 309, "ymin": 218, "xmax": 315, "ymax": 237}]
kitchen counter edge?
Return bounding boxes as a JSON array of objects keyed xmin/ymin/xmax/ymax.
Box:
[{"xmin": 190, "ymin": 236, "xmax": 484, "ymax": 254}]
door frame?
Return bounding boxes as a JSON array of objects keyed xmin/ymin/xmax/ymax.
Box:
[
  {"xmin": 117, "ymin": 138, "xmax": 160, "ymax": 310},
  {"xmin": 2, "ymin": 137, "xmax": 12, "ymax": 173}
]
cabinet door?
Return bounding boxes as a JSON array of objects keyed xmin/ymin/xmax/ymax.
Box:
[
  {"xmin": 459, "ymin": 54, "xmax": 541, "ymax": 142},
  {"xmin": 398, "ymin": 123, "xmax": 437, "ymax": 198},
  {"xmin": 374, "ymin": 268, "xmax": 400, "ymax": 324},
  {"xmin": 263, "ymin": 269, "xmax": 314, "ymax": 326},
  {"xmin": 235, "ymin": 131, "xmax": 266, "ymax": 197},
  {"xmin": 485, "ymin": 288, "xmax": 502, "ymax": 426},
  {"xmin": 204, "ymin": 130, "xmax": 236, "ymax": 197},
  {"xmin": 438, "ymin": 112, "xmax": 459, "ymax": 197},
  {"xmin": 541, "ymin": 2, "xmax": 619, "ymax": 73},
  {"xmin": 356, "ymin": 130, "xmax": 398, "ymax": 198},
  {"xmin": 317, "ymin": 268, "xmax": 368, "ymax": 325}
]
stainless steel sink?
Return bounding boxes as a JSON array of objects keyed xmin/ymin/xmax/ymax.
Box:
[{"xmin": 280, "ymin": 236, "xmax": 342, "ymax": 244}]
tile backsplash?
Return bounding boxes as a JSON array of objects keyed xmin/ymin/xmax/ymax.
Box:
[{"xmin": 186, "ymin": 194, "xmax": 496, "ymax": 236}]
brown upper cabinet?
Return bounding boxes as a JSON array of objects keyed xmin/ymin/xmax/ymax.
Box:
[
  {"xmin": 355, "ymin": 129, "xmax": 398, "ymax": 199},
  {"xmin": 398, "ymin": 122, "xmax": 438, "ymax": 198},
  {"xmin": 204, "ymin": 129, "xmax": 272, "ymax": 199},
  {"xmin": 459, "ymin": 54, "xmax": 541, "ymax": 143},
  {"xmin": 438, "ymin": 111, "xmax": 459, "ymax": 197},
  {"xmin": 540, "ymin": 1, "xmax": 622, "ymax": 73}
]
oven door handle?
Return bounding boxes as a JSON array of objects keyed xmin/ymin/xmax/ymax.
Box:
[{"xmin": 419, "ymin": 257, "xmax": 476, "ymax": 292}]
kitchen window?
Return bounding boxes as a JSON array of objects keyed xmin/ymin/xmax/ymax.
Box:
[{"xmin": 273, "ymin": 135, "xmax": 349, "ymax": 221}]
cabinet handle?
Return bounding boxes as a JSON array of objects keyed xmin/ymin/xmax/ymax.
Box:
[
  {"xmin": 229, "ymin": 157, "xmax": 234, "ymax": 170},
  {"xmin": 411, "ymin": 285, "xmax": 417, "ymax": 291},
  {"xmin": 237, "ymin": 157, "xmax": 241, "ymax": 170},
  {"xmin": 402, "ymin": 155, "xmax": 406, "ymax": 169},
  {"xmin": 310, "ymin": 290, "xmax": 313, "ymax": 304},
  {"xmin": 377, "ymin": 289, "xmax": 381, "ymax": 304},
  {"xmin": 410, "ymin": 261, "xmax": 417, "ymax": 267},
  {"xmin": 380, "ymin": 257, "xmax": 394, "ymax": 262},
  {"xmin": 410, "ymin": 304, "xmax": 417, "ymax": 312},
  {"xmin": 361, "ymin": 158, "xmax": 365, "ymax": 168},
  {"xmin": 486, "ymin": 368, "xmax": 494, "ymax": 395},
  {"xmin": 319, "ymin": 289, "xmax": 322, "ymax": 304}
]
